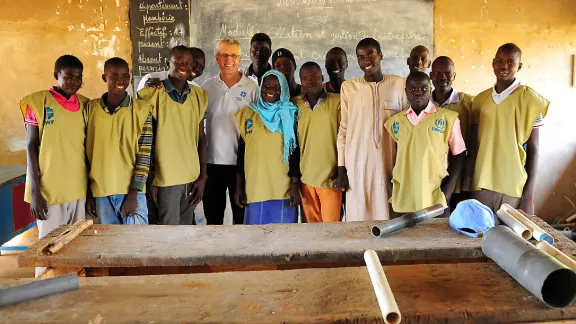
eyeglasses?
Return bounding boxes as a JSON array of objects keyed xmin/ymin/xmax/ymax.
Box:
[{"xmin": 218, "ymin": 53, "xmax": 241, "ymax": 60}]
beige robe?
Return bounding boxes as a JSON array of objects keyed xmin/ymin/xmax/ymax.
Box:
[{"xmin": 337, "ymin": 75, "xmax": 408, "ymax": 221}]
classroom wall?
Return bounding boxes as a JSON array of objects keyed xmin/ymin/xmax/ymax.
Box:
[
  {"xmin": 0, "ymin": 0, "xmax": 131, "ymax": 165},
  {"xmin": 0, "ymin": 0, "xmax": 574, "ymax": 220}
]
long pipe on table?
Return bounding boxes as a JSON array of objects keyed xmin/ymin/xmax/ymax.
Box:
[
  {"xmin": 501, "ymin": 204, "xmax": 554, "ymax": 244},
  {"xmin": 482, "ymin": 226, "xmax": 576, "ymax": 308},
  {"xmin": 0, "ymin": 273, "xmax": 79, "ymax": 307},
  {"xmin": 372, "ymin": 204, "xmax": 445, "ymax": 238},
  {"xmin": 536, "ymin": 241, "xmax": 576, "ymax": 272},
  {"xmin": 363, "ymin": 250, "xmax": 401, "ymax": 324},
  {"xmin": 496, "ymin": 209, "xmax": 532, "ymax": 240}
]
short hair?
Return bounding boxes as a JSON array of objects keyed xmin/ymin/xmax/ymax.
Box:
[
  {"xmin": 406, "ymin": 71, "xmax": 430, "ymax": 85},
  {"xmin": 410, "ymin": 45, "xmax": 430, "ymax": 55},
  {"xmin": 169, "ymin": 45, "xmax": 191, "ymax": 58},
  {"xmin": 326, "ymin": 47, "xmax": 347, "ymax": 61},
  {"xmin": 300, "ymin": 61, "xmax": 322, "ymax": 73},
  {"xmin": 104, "ymin": 57, "xmax": 129, "ymax": 72},
  {"xmin": 356, "ymin": 38, "xmax": 381, "ymax": 54},
  {"xmin": 54, "ymin": 55, "xmax": 83, "ymax": 73},
  {"xmin": 431, "ymin": 56, "xmax": 455, "ymax": 70},
  {"xmin": 189, "ymin": 47, "xmax": 205, "ymax": 58},
  {"xmin": 250, "ymin": 33, "xmax": 272, "ymax": 47},
  {"xmin": 497, "ymin": 43, "xmax": 522, "ymax": 59},
  {"xmin": 215, "ymin": 38, "xmax": 241, "ymax": 55}
]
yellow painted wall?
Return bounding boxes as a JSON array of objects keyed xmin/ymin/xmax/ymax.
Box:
[
  {"xmin": 0, "ymin": 0, "xmax": 574, "ymax": 220},
  {"xmin": 0, "ymin": 0, "xmax": 131, "ymax": 165}
]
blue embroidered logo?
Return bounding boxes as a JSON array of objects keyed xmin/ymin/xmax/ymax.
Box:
[
  {"xmin": 44, "ymin": 107, "xmax": 55, "ymax": 125},
  {"xmin": 246, "ymin": 118, "xmax": 253, "ymax": 134},
  {"xmin": 240, "ymin": 91, "xmax": 247, "ymax": 97},
  {"xmin": 392, "ymin": 121, "xmax": 400, "ymax": 140},
  {"xmin": 432, "ymin": 119, "xmax": 446, "ymax": 134}
]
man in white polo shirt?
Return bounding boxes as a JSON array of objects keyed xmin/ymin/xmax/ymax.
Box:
[
  {"xmin": 202, "ymin": 38, "xmax": 258, "ymax": 225},
  {"xmin": 136, "ymin": 47, "xmax": 205, "ymax": 91}
]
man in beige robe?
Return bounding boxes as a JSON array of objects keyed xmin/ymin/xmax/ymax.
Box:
[{"xmin": 335, "ymin": 38, "xmax": 408, "ymax": 221}]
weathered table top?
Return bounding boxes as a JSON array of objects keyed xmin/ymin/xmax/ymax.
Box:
[
  {"xmin": 2, "ymin": 263, "xmax": 575, "ymax": 323},
  {"xmin": 19, "ymin": 219, "xmax": 491, "ymax": 269}
]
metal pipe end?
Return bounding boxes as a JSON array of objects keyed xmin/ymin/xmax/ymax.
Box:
[
  {"xmin": 542, "ymin": 268, "xmax": 576, "ymax": 308},
  {"xmin": 372, "ymin": 226, "xmax": 381, "ymax": 238}
]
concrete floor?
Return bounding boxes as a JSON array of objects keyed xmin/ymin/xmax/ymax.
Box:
[{"xmin": 0, "ymin": 198, "xmax": 235, "ymax": 279}]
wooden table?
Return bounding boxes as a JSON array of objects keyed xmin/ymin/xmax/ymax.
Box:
[
  {"xmin": 18, "ymin": 218, "xmax": 493, "ymax": 277},
  {"xmin": 2, "ymin": 263, "xmax": 576, "ymax": 323}
]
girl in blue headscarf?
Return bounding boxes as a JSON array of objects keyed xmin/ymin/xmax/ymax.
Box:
[{"xmin": 234, "ymin": 70, "xmax": 301, "ymax": 225}]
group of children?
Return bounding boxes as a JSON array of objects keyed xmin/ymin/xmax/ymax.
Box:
[{"xmin": 21, "ymin": 33, "xmax": 549, "ymax": 245}]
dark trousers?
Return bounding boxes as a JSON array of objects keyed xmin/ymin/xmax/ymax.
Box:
[{"xmin": 203, "ymin": 164, "xmax": 244, "ymax": 225}]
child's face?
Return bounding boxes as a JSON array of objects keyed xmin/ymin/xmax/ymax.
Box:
[
  {"xmin": 325, "ymin": 52, "xmax": 348, "ymax": 80},
  {"xmin": 356, "ymin": 45, "xmax": 382, "ymax": 77},
  {"xmin": 261, "ymin": 75, "xmax": 281, "ymax": 103},
  {"xmin": 407, "ymin": 48, "xmax": 431, "ymax": 73},
  {"xmin": 405, "ymin": 77, "xmax": 431, "ymax": 109},
  {"xmin": 274, "ymin": 57, "xmax": 295, "ymax": 81},
  {"xmin": 168, "ymin": 50, "xmax": 193, "ymax": 81},
  {"xmin": 103, "ymin": 65, "xmax": 130, "ymax": 97},
  {"xmin": 55, "ymin": 67, "xmax": 83, "ymax": 96},
  {"xmin": 300, "ymin": 67, "xmax": 324, "ymax": 96},
  {"xmin": 250, "ymin": 41, "xmax": 272, "ymax": 66},
  {"xmin": 492, "ymin": 50, "xmax": 522, "ymax": 82},
  {"xmin": 190, "ymin": 54, "xmax": 205, "ymax": 81},
  {"xmin": 430, "ymin": 61, "xmax": 455, "ymax": 93}
]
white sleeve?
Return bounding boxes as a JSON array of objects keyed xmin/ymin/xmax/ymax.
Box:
[{"xmin": 137, "ymin": 74, "xmax": 151, "ymax": 92}]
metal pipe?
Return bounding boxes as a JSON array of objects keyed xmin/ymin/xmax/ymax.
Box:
[
  {"xmin": 372, "ymin": 204, "xmax": 445, "ymax": 238},
  {"xmin": 482, "ymin": 226, "xmax": 576, "ymax": 308},
  {"xmin": 0, "ymin": 273, "xmax": 79, "ymax": 307}
]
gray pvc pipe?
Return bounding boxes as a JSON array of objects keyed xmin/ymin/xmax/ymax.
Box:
[
  {"xmin": 372, "ymin": 204, "xmax": 445, "ymax": 238},
  {"xmin": 482, "ymin": 226, "xmax": 576, "ymax": 308},
  {"xmin": 0, "ymin": 273, "xmax": 79, "ymax": 307}
]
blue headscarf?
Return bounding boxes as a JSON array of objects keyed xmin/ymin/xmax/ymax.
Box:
[{"xmin": 249, "ymin": 70, "xmax": 298, "ymax": 163}]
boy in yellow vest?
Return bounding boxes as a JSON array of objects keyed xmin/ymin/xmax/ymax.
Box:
[
  {"xmin": 467, "ymin": 43, "xmax": 549, "ymax": 215},
  {"xmin": 85, "ymin": 57, "xmax": 153, "ymax": 224},
  {"xmin": 430, "ymin": 56, "xmax": 474, "ymax": 209},
  {"xmin": 385, "ymin": 72, "xmax": 466, "ymax": 214},
  {"xmin": 138, "ymin": 46, "xmax": 208, "ymax": 225},
  {"xmin": 293, "ymin": 62, "xmax": 342, "ymax": 222},
  {"xmin": 20, "ymin": 55, "xmax": 89, "ymax": 276}
]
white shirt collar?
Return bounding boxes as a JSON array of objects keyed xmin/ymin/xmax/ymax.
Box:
[
  {"xmin": 432, "ymin": 89, "xmax": 460, "ymax": 107},
  {"xmin": 217, "ymin": 72, "xmax": 249, "ymax": 88},
  {"xmin": 492, "ymin": 79, "xmax": 521, "ymax": 104}
]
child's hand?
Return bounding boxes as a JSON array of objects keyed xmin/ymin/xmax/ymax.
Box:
[
  {"xmin": 145, "ymin": 78, "xmax": 164, "ymax": 89},
  {"xmin": 188, "ymin": 175, "xmax": 207, "ymax": 207},
  {"xmin": 30, "ymin": 191, "xmax": 48, "ymax": 220},
  {"xmin": 121, "ymin": 190, "xmax": 138, "ymax": 218},
  {"xmin": 86, "ymin": 195, "xmax": 97, "ymax": 218},
  {"xmin": 289, "ymin": 182, "xmax": 301, "ymax": 207},
  {"xmin": 234, "ymin": 186, "xmax": 247, "ymax": 208},
  {"xmin": 332, "ymin": 166, "xmax": 349, "ymax": 191}
]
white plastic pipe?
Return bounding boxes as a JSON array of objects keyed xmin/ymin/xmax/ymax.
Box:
[
  {"xmin": 537, "ymin": 241, "xmax": 576, "ymax": 272},
  {"xmin": 501, "ymin": 204, "xmax": 554, "ymax": 244},
  {"xmin": 363, "ymin": 249, "xmax": 401, "ymax": 324},
  {"xmin": 496, "ymin": 209, "xmax": 532, "ymax": 240}
]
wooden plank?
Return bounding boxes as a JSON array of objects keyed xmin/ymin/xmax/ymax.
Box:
[
  {"xmin": 19, "ymin": 219, "xmax": 487, "ymax": 268},
  {"xmin": 1, "ymin": 263, "xmax": 575, "ymax": 323}
]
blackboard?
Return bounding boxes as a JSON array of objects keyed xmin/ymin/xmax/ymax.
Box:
[
  {"xmin": 130, "ymin": 0, "xmax": 191, "ymax": 87},
  {"xmin": 190, "ymin": 0, "xmax": 434, "ymax": 84}
]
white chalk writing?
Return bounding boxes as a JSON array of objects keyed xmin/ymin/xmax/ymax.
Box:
[
  {"xmin": 138, "ymin": 53, "xmax": 163, "ymax": 64},
  {"xmin": 138, "ymin": 26, "xmax": 168, "ymax": 39},
  {"xmin": 138, "ymin": 40, "xmax": 165, "ymax": 51},
  {"xmin": 143, "ymin": 12, "xmax": 176, "ymax": 25},
  {"xmin": 139, "ymin": 0, "xmax": 184, "ymax": 14}
]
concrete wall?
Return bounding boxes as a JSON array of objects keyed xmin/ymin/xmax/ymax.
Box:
[{"xmin": 0, "ymin": 0, "xmax": 574, "ymax": 220}]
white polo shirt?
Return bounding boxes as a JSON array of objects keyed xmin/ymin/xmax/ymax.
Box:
[
  {"xmin": 137, "ymin": 71, "xmax": 200, "ymax": 91},
  {"xmin": 202, "ymin": 73, "xmax": 258, "ymax": 165}
]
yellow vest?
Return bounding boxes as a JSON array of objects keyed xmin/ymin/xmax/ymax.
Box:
[
  {"xmin": 19, "ymin": 90, "xmax": 89, "ymax": 206},
  {"xmin": 85, "ymin": 97, "xmax": 153, "ymax": 197},
  {"xmin": 293, "ymin": 93, "xmax": 340, "ymax": 189},
  {"xmin": 385, "ymin": 108, "xmax": 458, "ymax": 212},
  {"xmin": 138, "ymin": 86, "xmax": 208, "ymax": 187},
  {"xmin": 472, "ymin": 85, "xmax": 549, "ymax": 197},
  {"xmin": 235, "ymin": 107, "xmax": 291, "ymax": 203}
]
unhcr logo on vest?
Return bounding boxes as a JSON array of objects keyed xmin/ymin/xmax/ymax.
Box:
[
  {"xmin": 246, "ymin": 118, "xmax": 253, "ymax": 134},
  {"xmin": 44, "ymin": 107, "xmax": 55, "ymax": 125},
  {"xmin": 432, "ymin": 119, "xmax": 446, "ymax": 134},
  {"xmin": 392, "ymin": 121, "xmax": 400, "ymax": 140}
]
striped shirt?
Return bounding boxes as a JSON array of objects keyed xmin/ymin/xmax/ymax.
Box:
[{"xmin": 100, "ymin": 93, "xmax": 153, "ymax": 191}]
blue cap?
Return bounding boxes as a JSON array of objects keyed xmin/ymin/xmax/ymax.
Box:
[{"xmin": 449, "ymin": 199, "xmax": 496, "ymax": 238}]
